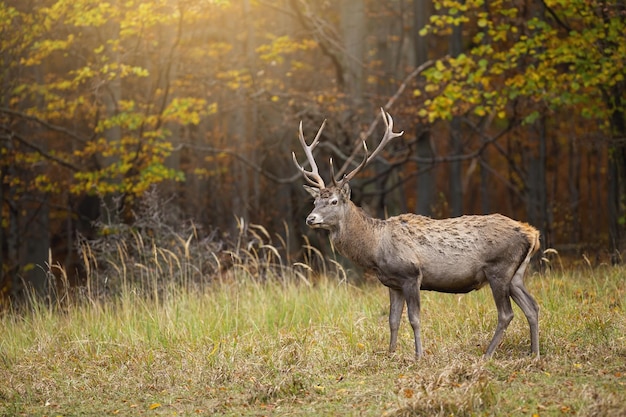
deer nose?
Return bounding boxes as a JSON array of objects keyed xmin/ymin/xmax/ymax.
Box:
[{"xmin": 306, "ymin": 214, "xmax": 320, "ymax": 226}]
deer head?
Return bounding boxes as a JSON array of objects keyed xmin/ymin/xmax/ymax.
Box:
[{"xmin": 292, "ymin": 109, "xmax": 404, "ymax": 231}]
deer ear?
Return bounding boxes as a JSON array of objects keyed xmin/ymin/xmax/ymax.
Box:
[
  {"xmin": 340, "ymin": 182, "xmax": 351, "ymax": 199},
  {"xmin": 303, "ymin": 185, "xmax": 320, "ymax": 198}
]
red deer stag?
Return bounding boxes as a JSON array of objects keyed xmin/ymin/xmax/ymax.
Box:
[{"xmin": 293, "ymin": 109, "xmax": 540, "ymax": 358}]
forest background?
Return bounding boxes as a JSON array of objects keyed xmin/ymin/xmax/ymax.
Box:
[{"xmin": 1, "ymin": 0, "xmax": 626, "ymax": 301}]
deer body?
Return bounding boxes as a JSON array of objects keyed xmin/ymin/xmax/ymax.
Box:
[{"xmin": 295, "ymin": 110, "xmax": 540, "ymax": 358}]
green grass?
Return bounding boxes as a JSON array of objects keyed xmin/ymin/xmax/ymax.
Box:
[{"xmin": 1, "ymin": 267, "xmax": 625, "ymax": 416}]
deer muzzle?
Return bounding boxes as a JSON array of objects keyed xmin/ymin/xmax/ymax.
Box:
[{"xmin": 306, "ymin": 213, "xmax": 323, "ymax": 227}]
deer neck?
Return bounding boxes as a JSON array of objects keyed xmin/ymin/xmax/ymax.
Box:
[{"xmin": 330, "ymin": 203, "xmax": 381, "ymax": 270}]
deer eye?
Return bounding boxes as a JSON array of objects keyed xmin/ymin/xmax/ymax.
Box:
[{"xmin": 330, "ymin": 198, "xmax": 338, "ymax": 206}]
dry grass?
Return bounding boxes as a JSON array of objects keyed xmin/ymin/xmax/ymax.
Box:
[{"xmin": 1, "ymin": 263, "xmax": 625, "ymax": 416}]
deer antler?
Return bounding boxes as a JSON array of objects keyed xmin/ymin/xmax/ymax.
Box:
[
  {"xmin": 337, "ymin": 108, "xmax": 404, "ymax": 187},
  {"xmin": 292, "ymin": 119, "xmax": 327, "ymax": 189}
]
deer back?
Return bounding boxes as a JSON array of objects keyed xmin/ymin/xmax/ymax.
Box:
[{"xmin": 351, "ymin": 213, "xmax": 538, "ymax": 293}]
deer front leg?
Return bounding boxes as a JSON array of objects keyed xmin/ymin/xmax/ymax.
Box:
[
  {"xmin": 403, "ymin": 278, "xmax": 423, "ymax": 358},
  {"xmin": 388, "ymin": 288, "xmax": 405, "ymax": 353}
]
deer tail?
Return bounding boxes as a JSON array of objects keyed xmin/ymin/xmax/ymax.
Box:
[{"xmin": 522, "ymin": 224, "xmax": 541, "ymax": 261}]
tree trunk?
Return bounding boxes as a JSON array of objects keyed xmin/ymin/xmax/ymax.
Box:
[
  {"xmin": 372, "ymin": 1, "xmax": 396, "ymax": 218},
  {"xmin": 19, "ymin": 63, "xmax": 51, "ymax": 299},
  {"xmin": 568, "ymin": 137, "xmax": 581, "ymax": 244},
  {"xmin": 413, "ymin": 0, "xmax": 434, "ymax": 216},
  {"xmin": 602, "ymin": 0, "xmax": 626, "ymax": 264},
  {"xmin": 340, "ymin": 0, "xmax": 366, "ymax": 106},
  {"xmin": 246, "ymin": 0, "xmax": 260, "ymax": 220},
  {"xmin": 448, "ymin": 0, "xmax": 464, "ymax": 217},
  {"xmin": 99, "ymin": 16, "xmax": 122, "ymax": 225},
  {"xmin": 449, "ymin": 116, "xmax": 463, "ymax": 216},
  {"xmin": 607, "ymin": 105, "xmax": 625, "ymax": 264},
  {"xmin": 227, "ymin": 0, "xmax": 258, "ymax": 231},
  {"xmin": 526, "ymin": 116, "xmax": 549, "ymax": 251},
  {"xmin": 479, "ymin": 158, "xmax": 490, "ymax": 214},
  {"xmin": 161, "ymin": 6, "xmax": 183, "ymax": 203},
  {"xmin": 20, "ymin": 199, "xmax": 50, "ymax": 298}
]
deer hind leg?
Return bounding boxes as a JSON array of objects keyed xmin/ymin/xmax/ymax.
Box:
[
  {"xmin": 388, "ymin": 288, "xmax": 405, "ymax": 353},
  {"xmin": 510, "ymin": 261, "xmax": 540, "ymax": 358},
  {"xmin": 485, "ymin": 275, "xmax": 514, "ymax": 358}
]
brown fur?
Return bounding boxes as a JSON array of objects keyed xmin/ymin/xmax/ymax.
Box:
[
  {"xmin": 304, "ymin": 184, "xmax": 540, "ymax": 358},
  {"xmin": 296, "ymin": 111, "xmax": 539, "ymax": 358}
]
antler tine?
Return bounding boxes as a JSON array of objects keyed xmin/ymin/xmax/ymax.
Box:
[
  {"xmin": 292, "ymin": 119, "xmax": 327, "ymax": 189},
  {"xmin": 365, "ymin": 108, "xmax": 404, "ymax": 165},
  {"xmin": 339, "ymin": 108, "xmax": 403, "ymax": 185},
  {"xmin": 338, "ymin": 141, "xmax": 368, "ymax": 185},
  {"xmin": 329, "ymin": 157, "xmax": 337, "ymax": 187}
]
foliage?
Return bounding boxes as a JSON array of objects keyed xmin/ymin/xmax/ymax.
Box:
[
  {"xmin": 0, "ymin": 0, "xmax": 336, "ymax": 215},
  {"xmin": 1, "ymin": 0, "xmax": 203, "ymax": 201},
  {"xmin": 419, "ymin": 0, "xmax": 626, "ymax": 130}
]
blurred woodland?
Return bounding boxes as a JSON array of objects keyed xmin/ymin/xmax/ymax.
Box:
[{"xmin": 1, "ymin": 0, "xmax": 625, "ymax": 301}]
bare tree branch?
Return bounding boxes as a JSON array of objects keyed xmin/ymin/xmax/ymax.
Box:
[
  {"xmin": 334, "ymin": 59, "xmax": 436, "ymax": 178},
  {"xmin": 539, "ymin": 0, "xmax": 572, "ymax": 32},
  {"xmin": 288, "ymin": 0, "xmax": 346, "ymax": 86},
  {"xmin": 2, "ymin": 130, "xmax": 82, "ymax": 172},
  {"xmin": 174, "ymin": 142, "xmax": 301, "ymax": 184},
  {"xmin": 0, "ymin": 107, "xmax": 90, "ymax": 144}
]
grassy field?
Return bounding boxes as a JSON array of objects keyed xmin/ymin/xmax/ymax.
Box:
[{"xmin": 1, "ymin": 264, "xmax": 625, "ymax": 416}]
